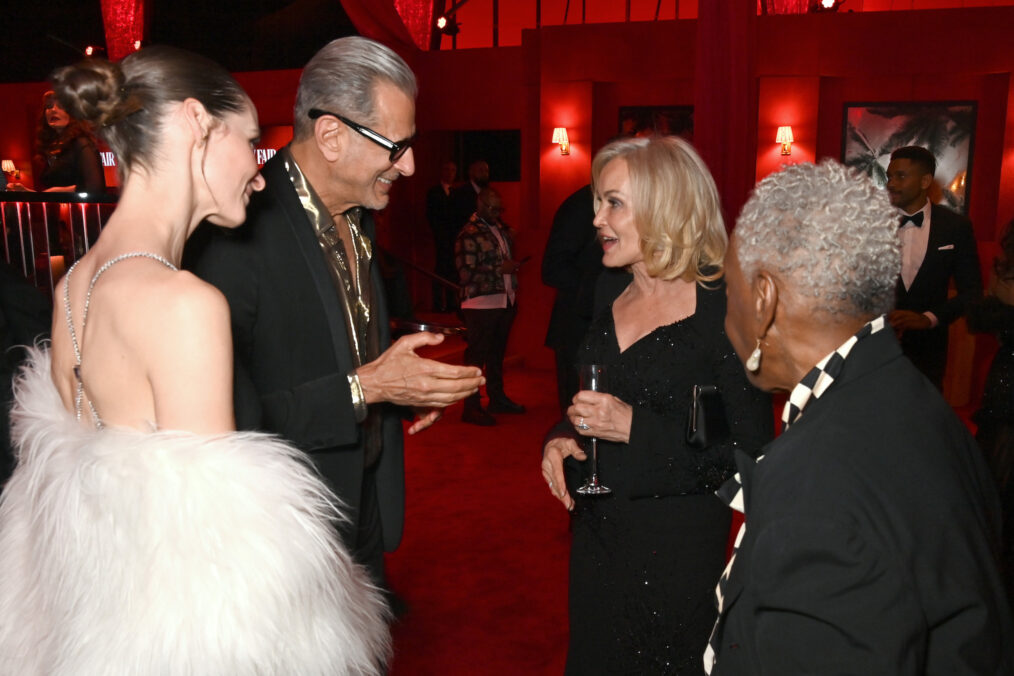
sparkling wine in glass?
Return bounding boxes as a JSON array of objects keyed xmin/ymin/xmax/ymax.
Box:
[{"xmin": 576, "ymin": 364, "xmax": 611, "ymax": 496}]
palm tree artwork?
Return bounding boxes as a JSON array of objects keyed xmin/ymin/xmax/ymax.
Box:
[{"xmin": 843, "ymin": 102, "xmax": 976, "ymax": 214}]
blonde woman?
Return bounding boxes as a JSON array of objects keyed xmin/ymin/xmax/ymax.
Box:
[{"xmin": 541, "ymin": 136, "xmax": 772, "ymax": 674}]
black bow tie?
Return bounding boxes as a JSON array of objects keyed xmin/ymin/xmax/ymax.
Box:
[{"xmin": 900, "ymin": 212, "xmax": 924, "ymax": 228}]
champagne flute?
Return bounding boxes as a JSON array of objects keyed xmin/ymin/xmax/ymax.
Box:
[{"xmin": 576, "ymin": 364, "xmax": 611, "ymax": 496}]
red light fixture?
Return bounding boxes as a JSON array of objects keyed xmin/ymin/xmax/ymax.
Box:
[{"xmin": 776, "ymin": 126, "xmax": 794, "ymax": 155}]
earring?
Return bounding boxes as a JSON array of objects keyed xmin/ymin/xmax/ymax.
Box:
[{"xmin": 746, "ymin": 339, "xmax": 762, "ymax": 373}]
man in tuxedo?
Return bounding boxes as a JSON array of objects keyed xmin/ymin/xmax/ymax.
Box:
[
  {"xmin": 886, "ymin": 145, "xmax": 982, "ymax": 388},
  {"xmin": 425, "ymin": 160, "xmax": 459, "ymax": 312},
  {"xmin": 187, "ymin": 37, "xmax": 483, "ymax": 586}
]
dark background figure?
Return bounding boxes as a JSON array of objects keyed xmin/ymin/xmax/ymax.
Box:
[
  {"xmin": 31, "ymin": 90, "xmax": 106, "ymax": 195},
  {"xmin": 426, "ymin": 160, "xmax": 460, "ymax": 312},
  {"xmin": 0, "ymin": 262, "xmax": 51, "ymax": 487},
  {"xmin": 449, "ymin": 159, "xmax": 489, "ymax": 237},
  {"xmin": 455, "ymin": 187, "xmax": 525, "ymax": 425},
  {"xmin": 542, "ymin": 184, "xmax": 603, "ymax": 415},
  {"xmin": 967, "ymin": 219, "xmax": 1014, "ymax": 612},
  {"xmin": 886, "ymin": 145, "xmax": 982, "ymax": 389}
]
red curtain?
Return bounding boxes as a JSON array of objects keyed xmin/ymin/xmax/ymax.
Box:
[
  {"xmin": 340, "ymin": 0, "xmax": 427, "ymax": 53},
  {"xmin": 695, "ymin": 0, "xmax": 758, "ymax": 226},
  {"xmin": 101, "ymin": 0, "xmax": 146, "ymax": 61}
]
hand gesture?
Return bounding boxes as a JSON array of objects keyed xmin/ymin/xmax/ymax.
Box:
[{"xmin": 357, "ymin": 332, "xmax": 484, "ymax": 408}]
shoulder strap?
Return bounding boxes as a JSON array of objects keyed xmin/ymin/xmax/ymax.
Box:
[{"xmin": 63, "ymin": 252, "xmax": 178, "ymax": 427}]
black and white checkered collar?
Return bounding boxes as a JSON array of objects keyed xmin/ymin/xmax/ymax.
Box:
[{"xmin": 781, "ymin": 315, "xmax": 887, "ymax": 432}]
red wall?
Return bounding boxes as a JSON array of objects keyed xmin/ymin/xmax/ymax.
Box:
[{"xmin": 4, "ymin": 6, "xmax": 1013, "ymax": 381}]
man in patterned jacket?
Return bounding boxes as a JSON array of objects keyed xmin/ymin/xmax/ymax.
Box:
[{"xmin": 455, "ymin": 187, "xmax": 525, "ymax": 425}]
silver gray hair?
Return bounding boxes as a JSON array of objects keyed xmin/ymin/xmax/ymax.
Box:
[
  {"xmin": 293, "ymin": 36, "xmax": 417, "ymax": 141},
  {"xmin": 734, "ymin": 159, "xmax": 900, "ymax": 317}
]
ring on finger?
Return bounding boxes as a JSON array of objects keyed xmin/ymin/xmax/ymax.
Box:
[{"xmin": 577, "ymin": 416, "xmax": 591, "ymax": 431}]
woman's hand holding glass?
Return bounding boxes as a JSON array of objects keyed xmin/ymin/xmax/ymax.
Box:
[{"xmin": 567, "ymin": 390, "xmax": 633, "ymax": 444}]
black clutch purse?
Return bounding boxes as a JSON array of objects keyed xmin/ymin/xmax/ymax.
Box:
[{"xmin": 686, "ymin": 384, "xmax": 730, "ymax": 450}]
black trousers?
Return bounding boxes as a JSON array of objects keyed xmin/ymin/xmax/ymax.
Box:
[{"xmin": 462, "ymin": 303, "xmax": 517, "ymax": 405}]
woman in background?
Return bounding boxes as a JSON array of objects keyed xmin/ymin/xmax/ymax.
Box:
[
  {"xmin": 541, "ymin": 136, "xmax": 772, "ymax": 674},
  {"xmin": 0, "ymin": 47, "xmax": 388, "ymax": 675},
  {"xmin": 968, "ymin": 219, "xmax": 1014, "ymax": 610},
  {"xmin": 31, "ymin": 90, "xmax": 106, "ymax": 194}
]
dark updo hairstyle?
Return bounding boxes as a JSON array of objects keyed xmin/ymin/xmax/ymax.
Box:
[{"xmin": 50, "ymin": 46, "xmax": 250, "ymax": 177}]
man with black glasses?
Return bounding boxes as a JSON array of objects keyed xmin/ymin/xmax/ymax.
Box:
[{"xmin": 188, "ymin": 37, "xmax": 483, "ymax": 588}]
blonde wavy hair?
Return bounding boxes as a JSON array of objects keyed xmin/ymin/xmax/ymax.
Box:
[{"xmin": 591, "ymin": 136, "xmax": 726, "ymax": 283}]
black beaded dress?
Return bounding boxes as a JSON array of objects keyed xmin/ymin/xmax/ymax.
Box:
[
  {"xmin": 561, "ymin": 270, "xmax": 773, "ymax": 675},
  {"xmin": 967, "ymin": 290, "xmax": 1014, "ymax": 610}
]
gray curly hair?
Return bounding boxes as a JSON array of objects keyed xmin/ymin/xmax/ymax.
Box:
[{"xmin": 734, "ymin": 160, "xmax": 900, "ymax": 317}]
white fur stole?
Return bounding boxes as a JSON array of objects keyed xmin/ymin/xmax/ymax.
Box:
[{"xmin": 0, "ymin": 347, "xmax": 390, "ymax": 675}]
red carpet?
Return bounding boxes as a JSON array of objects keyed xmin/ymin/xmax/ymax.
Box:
[{"xmin": 386, "ymin": 362, "xmax": 571, "ymax": 675}]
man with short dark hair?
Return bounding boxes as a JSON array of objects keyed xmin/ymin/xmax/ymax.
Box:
[
  {"xmin": 450, "ymin": 159, "xmax": 490, "ymax": 233},
  {"xmin": 188, "ymin": 36, "xmax": 483, "ymax": 586},
  {"xmin": 455, "ymin": 187, "xmax": 525, "ymax": 425},
  {"xmin": 885, "ymin": 145, "xmax": 982, "ymax": 389}
]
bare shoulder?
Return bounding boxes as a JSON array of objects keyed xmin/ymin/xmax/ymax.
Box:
[{"xmin": 142, "ymin": 270, "xmax": 230, "ymax": 342}]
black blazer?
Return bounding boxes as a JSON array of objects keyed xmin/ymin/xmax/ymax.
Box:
[
  {"xmin": 712, "ymin": 328, "xmax": 1013, "ymax": 674},
  {"xmin": 186, "ymin": 152, "xmax": 405, "ymax": 551},
  {"xmin": 541, "ymin": 184, "xmax": 602, "ymax": 351},
  {"xmin": 895, "ymin": 204, "xmax": 982, "ymax": 384}
]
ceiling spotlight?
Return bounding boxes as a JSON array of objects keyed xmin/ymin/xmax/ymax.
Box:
[{"xmin": 435, "ymin": 15, "xmax": 460, "ymax": 36}]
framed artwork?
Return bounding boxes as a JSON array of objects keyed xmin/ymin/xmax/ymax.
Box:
[
  {"xmin": 618, "ymin": 106, "xmax": 694, "ymax": 141},
  {"xmin": 842, "ymin": 101, "xmax": 976, "ymax": 214}
]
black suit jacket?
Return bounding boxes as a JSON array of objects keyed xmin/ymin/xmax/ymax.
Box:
[
  {"xmin": 896, "ymin": 204, "xmax": 982, "ymax": 385},
  {"xmin": 712, "ymin": 329, "xmax": 1012, "ymax": 674},
  {"xmin": 541, "ymin": 185, "xmax": 602, "ymax": 350},
  {"xmin": 186, "ymin": 151, "xmax": 405, "ymax": 551}
]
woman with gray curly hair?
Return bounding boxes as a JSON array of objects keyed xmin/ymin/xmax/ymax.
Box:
[{"xmin": 708, "ymin": 160, "xmax": 1012, "ymax": 674}]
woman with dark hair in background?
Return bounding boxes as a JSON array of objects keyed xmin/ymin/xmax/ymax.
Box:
[
  {"xmin": 968, "ymin": 219, "xmax": 1014, "ymax": 610},
  {"xmin": 541, "ymin": 136, "xmax": 772, "ymax": 674},
  {"xmin": 31, "ymin": 90, "xmax": 106, "ymax": 194},
  {"xmin": 0, "ymin": 47, "xmax": 388, "ymax": 675}
]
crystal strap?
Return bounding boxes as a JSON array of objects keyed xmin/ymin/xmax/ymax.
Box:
[{"xmin": 63, "ymin": 252, "xmax": 179, "ymax": 426}]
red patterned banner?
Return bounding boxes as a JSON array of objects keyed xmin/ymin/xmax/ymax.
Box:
[{"xmin": 101, "ymin": 0, "xmax": 145, "ymax": 61}]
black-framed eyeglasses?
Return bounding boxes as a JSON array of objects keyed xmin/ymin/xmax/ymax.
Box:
[{"xmin": 308, "ymin": 108, "xmax": 414, "ymax": 163}]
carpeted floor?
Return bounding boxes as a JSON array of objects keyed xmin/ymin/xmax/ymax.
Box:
[{"xmin": 386, "ymin": 361, "xmax": 572, "ymax": 675}]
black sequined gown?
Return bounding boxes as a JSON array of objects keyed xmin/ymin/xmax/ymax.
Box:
[
  {"xmin": 968, "ymin": 294, "xmax": 1014, "ymax": 610},
  {"xmin": 562, "ymin": 271, "xmax": 772, "ymax": 675}
]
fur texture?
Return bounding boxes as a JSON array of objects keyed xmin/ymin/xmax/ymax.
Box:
[{"xmin": 0, "ymin": 348, "xmax": 391, "ymax": 675}]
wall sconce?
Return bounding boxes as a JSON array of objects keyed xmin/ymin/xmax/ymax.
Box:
[
  {"xmin": 552, "ymin": 127, "xmax": 570, "ymax": 155},
  {"xmin": 1, "ymin": 160, "xmax": 19, "ymax": 180},
  {"xmin": 776, "ymin": 126, "xmax": 794, "ymax": 155}
]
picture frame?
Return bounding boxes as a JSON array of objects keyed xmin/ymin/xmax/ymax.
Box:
[
  {"xmin": 842, "ymin": 101, "xmax": 977, "ymax": 214},
  {"xmin": 618, "ymin": 106, "xmax": 694, "ymax": 141}
]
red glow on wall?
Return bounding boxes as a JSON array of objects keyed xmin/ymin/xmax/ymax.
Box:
[{"xmin": 101, "ymin": 0, "xmax": 145, "ymax": 61}]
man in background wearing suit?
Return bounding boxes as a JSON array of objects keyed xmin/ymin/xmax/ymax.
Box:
[
  {"xmin": 425, "ymin": 160, "xmax": 459, "ymax": 312},
  {"xmin": 542, "ymin": 184, "xmax": 602, "ymax": 416},
  {"xmin": 450, "ymin": 159, "xmax": 489, "ymax": 235},
  {"xmin": 886, "ymin": 145, "xmax": 982, "ymax": 389},
  {"xmin": 188, "ymin": 37, "xmax": 483, "ymax": 587}
]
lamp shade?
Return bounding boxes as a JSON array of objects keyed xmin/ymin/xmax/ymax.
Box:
[
  {"xmin": 552, "ymin": 127, "xmax": 569, "ymax": 145},
  {"xmin": 1, "ymin": 160, "xmax": 14, "ymax": 173},
  {"xmin": 775, "ymin": 126, "xmax": 794, "ymax": 144}
]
